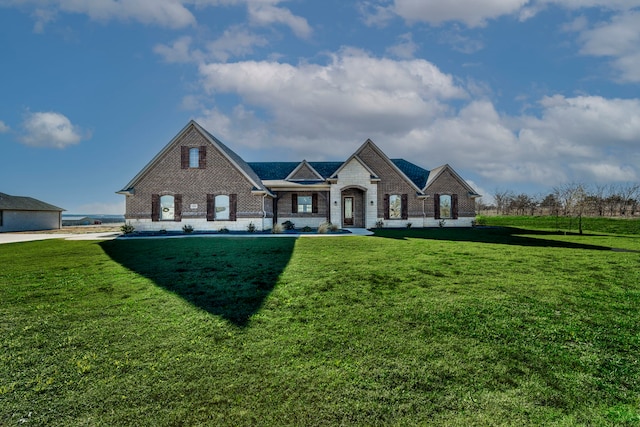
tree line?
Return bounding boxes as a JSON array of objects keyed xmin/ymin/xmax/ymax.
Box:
[{"xmin": 479, "ymin": 183, "xmax": 640, "ymax": 219}]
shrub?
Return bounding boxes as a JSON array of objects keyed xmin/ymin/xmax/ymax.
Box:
[
  {"xmin": 247, "ymin": 222, "xmax": 256, "ymax": 233},
  {"xmin": 182, "ymin": 224, "xmax": 194, "ymax": 233},
  {"xmin": 375, "ymin": 219, "xmax": 384, "ymax": 228},
  {"xmin": 282, "ymin": 220, "xmax": 296, "ymax": 231},
  {"xmin": 120, "ymin": 223, "xmax": 135, "ymax": 234},
  {"xmin": 406, "ymin": 222, "xmax": 412, "ymax": 229},
  {"xmin": 301, "ymin": 226, "xmax": 313, "ymax": 232},
  {"xmin": 438, "ymin": 219, "xmax": 446, "ymax": 228},
  {"xmin": 329, "ymin": 222, "xmax": 339, "ymax": 232},
  {"xmin": 317, "ymin": 222, "xmax": 329, "ymax": 234},
  {"xmin": 271, "ymin": 223, "xmax": 283, "ymax": 234},
  {"xmin": 218, "ymin": 227, "xmax": 230, "ymax": 234}
]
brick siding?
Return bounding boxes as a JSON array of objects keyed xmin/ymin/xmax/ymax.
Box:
[
  {"xmin": 125, "ymin": 125, "xmax": 270, "ymax": 223},
  {"xmin": 425, "ymin": 169, "xmax": 476, "ymax": 218},
  {"xmin": 357, "ymin": 144, "xmax": 424, "ymax": 220}
]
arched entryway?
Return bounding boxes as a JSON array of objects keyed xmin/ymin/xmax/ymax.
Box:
[{"xmin": 341, "ymin": 187, "xmax": 366, "ymax": 228}]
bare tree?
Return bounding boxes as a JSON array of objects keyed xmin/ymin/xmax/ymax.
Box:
[
  {"xmin": 493, "ymin": 189, "xmax": 514, "ymax": 216},
  {"xmin": 540, "ymin": 193, "xmax": 560, "ymax": 216},
  {"xmin": 553, "ymin": 183, "xmax": 588, "ymax": 234},
  {"xmin": 618, "ymin": 183, "xmax": 640, "ymax": 217}
]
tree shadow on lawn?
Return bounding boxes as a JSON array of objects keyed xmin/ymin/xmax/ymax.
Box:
[
  {"xmin": 99, "ymin": 237, "xmax": 296, "ymax": 327},
  {"xmin": 372, "ymin": 227, "xmax": 616, "ymax": 251}
]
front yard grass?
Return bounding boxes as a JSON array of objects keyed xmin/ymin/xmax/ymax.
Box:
[{"xmin": 1, "ymin": 228, "xmax": 639, "ymax": 426}]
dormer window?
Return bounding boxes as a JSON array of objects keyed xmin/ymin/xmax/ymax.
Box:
[
  {"xmin": 189, "ymin": 148, "xmax": 199, "ymax": 168},
  {"xmin": 181, "ymin": 146, "xmax": 207, "ymax": 169}
]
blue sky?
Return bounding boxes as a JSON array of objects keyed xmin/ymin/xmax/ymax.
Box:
[{"xmin": 1, "ymin": 0, "xmax": 639, "ymax": 213}]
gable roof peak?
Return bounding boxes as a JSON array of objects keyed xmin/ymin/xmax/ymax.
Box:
[
  {"xmin": 285, "ymin": 159, "xmax": 324, "ymax": 181},
  {"xmin": 117, "ymin": 120, "xmax": 270, "ymax": 195},
  {"xmin": 424, "ymin": 163, "xmax": 479, "ymax": 196},
  {"xmin": 350, "ymin": 138, "xmax": 424, "ymax": 194}
]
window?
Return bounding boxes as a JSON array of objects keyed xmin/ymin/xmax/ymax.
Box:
[
  {"xmin": 434, "ymin": 194, "xmax": 458, "ymax": 219},
  {"xmin": 298, "ymin": 196, "xmax": 312, "ymax": 213},
  {"xmin": 160, "ymin": 195, "xmax": 175, "ymax": 220},
  {"xmin": 215, "ymin": 195, "xmax": 230, "ymax": 220},
  {"xmin": 440, "ymin": 195, "xmax": 451, "ymax": 218},
  {"xmin": 189, "ymin": 148, "xmax": 199, "ymax": 168},
  {"xmin": 207, "ymin": 194, "xmax": 237, "ymax": 221},
  {"xmin": 291, "ymin": 193, "xmax": 318, "ymax": 214},
  {"xmin": 389, "ymin": 194, "xmax": 401, "ymax": 219},
  {"xmin": 181, "ymin": 146, "xmax": 206, "ymax": 169},
  {"xmin": 384, "ymin": 193, "xmax": 408, "ymax": 220},
  {"xmin": 0, "ymin": 210, "xmax": 3, "ymax": 227}
]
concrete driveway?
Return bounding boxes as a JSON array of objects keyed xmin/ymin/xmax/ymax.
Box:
[{"xmin": 0, "ymin": 232, "xmax": 121, "ymax": 245}]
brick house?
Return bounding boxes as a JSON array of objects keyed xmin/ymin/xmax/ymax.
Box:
[{"xmin": 118, "ymin": 120, "xmax": 480, "ymax": 231}]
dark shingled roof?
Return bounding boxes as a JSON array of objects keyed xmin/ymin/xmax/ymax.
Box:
[
  {"xmin": 0, "ymin": 192, "xmax": 64, "ymax": 211},
  {"xmin": 248, "ymin": 160, "xmax": 430, "ymax": 189},
  {"xmin": 391, "ymin": 159, "xmax": 430, "ymax": 190},
  {"xmin": 247, "ymin": 162, "xmax": 299, "ymax": 180},
  {"xmin": 198, "ymin": 127, "xmax": 267, "ymax": 192},
  {"xmin": 248, "ymin": 162, "xmax": 343, "ymax": 180}
]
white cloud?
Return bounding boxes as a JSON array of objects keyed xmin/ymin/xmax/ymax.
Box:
[
  {"xmin": 574, "ymin": 11, "xmax": 640, "ymax": 82},
  {"xmin": 12, "ymin": 0, "xmax": 196, "ymax": 30},
  {"xmin": 154, "ymin": 36, "xmax": 200, "ymax": 63},
  {"xmin": 193, "ymin": 46, "xmax": 639, "ymax": 187},
  {"xmin": 206, "ymin": 26, "xmax": 269, "ymax": 61},
  {"xmin": 386, "ymin": 33, "xmax": 419, "ymax": 59},
  {"xmin": 198, "ymin": 49, "xmax": 466, "ymax": 155},
  {"xmin": 392, "ymin": 0, "xmax": 529, "ymax": 27},
  {"xmin": 20, "ymin": 111, "xmax": 88, "ymax": 149},
  {"xmin": 358, "ymin": 1, "xmax": 396, "ymax": 27},
  {"xmin": 0, "ymin": 120, "xmax": 10, "ymax": 133},
  {"xmin": 247, "ymin": 2, "xmax": 312, "ymax": 38},
  {"xmin": 359, "ymin": 0, "xmax": 640, "ymax": 28},
  {"xmin": 439, "ymin": 28, "xmax": 485, "ymax": 53},
  {"xmin": 538, "ymin": 0, "xmax": 640, "ymax": 10}
]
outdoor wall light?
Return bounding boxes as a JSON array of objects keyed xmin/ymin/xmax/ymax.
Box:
[
  {"xmin": 334, "ymin": 200, "xmax": 338, "ymax": 206},
  {"xmin": 370, "ymin": 200, "xmax": 374, "ymax": 205}
]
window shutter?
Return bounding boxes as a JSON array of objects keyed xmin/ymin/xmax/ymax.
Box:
[
  {"xmin": 434, "ymin": 194, "xmax": 441, "ymax": 219},
  {"xmin": 152, "ymin": 194, "xmax": 160, "ymax": 221},
  {"xmin": 452, "ymin": 194, "xmax": 459, "ymax": 219},
  {"xmin": 401, "ymin": 194, "xmax": 408, "ymax": 220},
  {"xmin": 199, "ymin": 146, "xmax": 207, "ymax": 169},
  {"xmin": 181, "ymin": 146, "xmax": 189, "ymax": 169},
  {"xmin": 312, "ymin": 193, "xmax": 318, "ymax": 213},
  {"xmin": 383, "ymin": 194, "xmax": 390, "ymax": 220},
  {"xmin": 206, "ymin": 194, "xmax": 215, "ymax": 221},
  {"xmin": 174, "ymin": 194, "xmax": 182, "ymax": 222},
  {"xmin": 229, "ymin": 194, "xmax": 237, "ymax": 221},
  {"xmin": 292, "ymin": 194, "xmax": 298, "ymax": 214}
]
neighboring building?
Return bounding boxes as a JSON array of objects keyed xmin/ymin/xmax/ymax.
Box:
[
  {"xmin": 118, "ymin": 120, "xmax": 480, "ymax": 232},
  {"xmin": 62, "ymin": 216, "xmax": 102, "ymax": 226},
  {"xmin": 0, "ymin": 192, "xmax": 64, "ymax": 232}
]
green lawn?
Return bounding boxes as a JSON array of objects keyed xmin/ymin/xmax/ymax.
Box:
[
  {"xmin": 1, "ymin": 228, "xmax": 639, "ymax": 426},
  {"xmin": 476, "ymin": 215, "xmax": 640, "ymax": 235}
]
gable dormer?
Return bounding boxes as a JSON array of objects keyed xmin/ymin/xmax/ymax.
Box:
[
  {"xmin": 286, "ymin": 160, "xmax": 324, "ymax": 181},
  {"xmin": 350, "ymin": 139, "xmax": 424, "ymax": 194}
]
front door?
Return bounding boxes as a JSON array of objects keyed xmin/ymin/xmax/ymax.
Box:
[{"xmin": 343, "ymin": 197, "xmax": 354, "ymax": 226}]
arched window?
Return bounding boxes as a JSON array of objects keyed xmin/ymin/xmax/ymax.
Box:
[
  {"xmin": 215, "ymin": 195, "xmax": 230, "ymax": 220},
  {"xmin": 189, "ymin": 148, "xmax": 199, "ymax": 168},
  {"xmin": 389, "ymin": 194, "xmax": 401, "ymax": 219},
  {"xmin": 160, "ymin": 195, "xmax": 175, "ymax": 220},
  {"xmin": 440, "ymin": 194, "xmax": 452, "ymax": 218}
]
